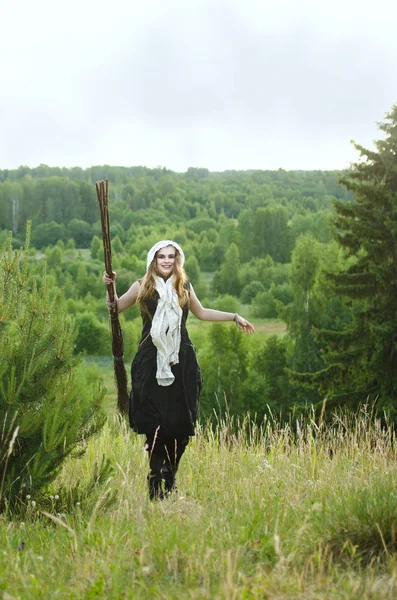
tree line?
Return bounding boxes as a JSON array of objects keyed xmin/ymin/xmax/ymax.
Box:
[{"xmin": 2, "ymin": 105, "xmax": 397, "ymax": 424}]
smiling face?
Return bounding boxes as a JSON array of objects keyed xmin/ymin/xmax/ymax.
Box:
[{"xmin": 155, "ymin": 245, "xmax": 177, "ymax": 279}]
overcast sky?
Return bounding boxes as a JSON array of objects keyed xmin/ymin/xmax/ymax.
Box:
[{"xmin": 1, "ymin": 0, "xmax": 396, "ymax": 172}]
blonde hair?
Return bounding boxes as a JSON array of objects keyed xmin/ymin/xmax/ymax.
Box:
[{"xmin": 137, "ymin": 247, "xmax": 189, "ymax": 316}]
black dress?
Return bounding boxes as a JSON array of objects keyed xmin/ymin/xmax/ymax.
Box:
[{"xmin": 129, "ymin": 286, "xmax": 202, "ymax": 438}]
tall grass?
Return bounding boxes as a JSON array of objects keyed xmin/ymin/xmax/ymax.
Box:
[{"xmin": 1, "ymin": 407, "xmax": 397, "ymax": 599}]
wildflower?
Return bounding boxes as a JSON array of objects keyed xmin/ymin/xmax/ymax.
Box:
[
  {"xmin": 31, "ymin": 500, "xmax": 36, "ymax": 508},
  {"xmin": 261, "ymin": 460, "xmax": 274, "ymax": 471},
  {"xmin": 54, "ymin": 495, "xmax": 59, "ymax": 500},
  {"xmin": 26, "ymin": 495, "xmax": 31, "ymax": 500}
]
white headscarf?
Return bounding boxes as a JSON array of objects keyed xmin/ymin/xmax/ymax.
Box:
[
  {"xmin": 146, "ymin": 240, "xmax": 185, "ymax": 271},
  {"xmin": 146, "ymin": 241, "xmax": 185, "ymax": 387}
]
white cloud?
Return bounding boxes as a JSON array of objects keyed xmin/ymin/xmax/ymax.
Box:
[{"xmin": 1, "ymin": 0, "xmax": 396, "ymax": 171}]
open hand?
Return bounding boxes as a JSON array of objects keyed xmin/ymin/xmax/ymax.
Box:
[{"xmin": 235, "ymin": 314, "xmax": 255, "ymax": 335}]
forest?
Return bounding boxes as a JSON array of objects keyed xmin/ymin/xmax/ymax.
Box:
[
  {"xmin": 1, "ymin": 106, "xmax": 397, "ymax": 424},
  {"xmin": 0, "ymin": 166, "xmax": 343, "ymax": 417}
]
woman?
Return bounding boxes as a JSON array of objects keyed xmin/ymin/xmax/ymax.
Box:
[{"xmin": 104, "ymin": 240, "xmax": 254, "ymax": 500}]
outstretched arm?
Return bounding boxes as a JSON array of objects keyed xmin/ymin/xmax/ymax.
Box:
[
  {"xmin": 103, "ymin": 271, "xmax": 140, "ymax": 313},
  {"xmin": 189, "ymin": 285, "xmax": 255, "ymax": 335}
]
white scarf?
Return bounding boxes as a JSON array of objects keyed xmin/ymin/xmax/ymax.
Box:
[{"xmin": 150, "ymin": 275, "xmax": 183, "ymax": 386}]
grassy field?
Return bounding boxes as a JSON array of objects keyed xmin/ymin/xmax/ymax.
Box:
[
  {"xmin": 1, "ymin": 409, "xmax": 397, "ymax": 599},
  {"xmin": 186, "ymin": 316, "xmax": 287, "ymax": 343}
]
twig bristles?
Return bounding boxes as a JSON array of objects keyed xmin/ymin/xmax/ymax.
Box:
[{"xmin": 95, "ymin": 180, "xmax": 129, "ymax": 414}]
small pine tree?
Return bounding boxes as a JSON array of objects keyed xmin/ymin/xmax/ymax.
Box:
[
  {"xmin": 185, "ymin": 255, "xmax": 200, "ymax": 285},
  {"xmin": 0, "ymin": 225, "xmax": 106, "ymax": 510},
  {"xmin": 90, "ymin": 235, "xmax": 101, "ymax": 260},
  {"xmin": 218, "ymin": 243, "xmax": 241, "ymax": 296},
  {"xmin": 112, "ymin": 235, "xmax": 124, "ymax": 254}
]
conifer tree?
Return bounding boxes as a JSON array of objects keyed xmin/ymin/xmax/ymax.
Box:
[
  {"xmin": 305, "ymin": 104, "xmax": 397, "ymax": 412},
  {"xmin": 217, "ymin": 243, "xmax": 241, "ymax": 296},
  {"xmin": 0, "ymin": 225, "xmax": 106, "ymax": 510}
]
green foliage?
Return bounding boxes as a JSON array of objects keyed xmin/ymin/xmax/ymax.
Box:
[
  {"xmin": 0, "ymin": 228, "xmax": 106, "ymax": 509},
  {"xmin": 0, "ymin": 163, "xmax": 365, "ymax": 418},
  {"xmin": 251, "ymin": 290, "xmax": 278, "ymax": 318},
  {"xmin": 65, "ymin": 237, "xmax": 75, "ymax": 251},
  {"xmin": 199, "ymin": 323, "xmax": 250, "ymax": 417},
  {"xmin": 186, "ymin": 217, "xmax": 218, "ymax": 234},
  {"xmin": 73, "ymin": 312, "xmax": 110, "ymax": 355},
  {"xmin": 90, "ymin": 235, "xmax": 102, "ymax": 260},
  {"xmin": 277, "ymin": 236, "xmax": 352, "ymax": 408},
  {"xmin": 45, "ymin": 244, "xmax": 64, "ymax": 270},
  {"xmin": 215, "ymin": 243, "xmax": 241, "ymax": 296},
  {"xmin": 68, "ymin": 218, "xmax": 93, "ymax": 247},
  {"xmin": 212, "ymin": 294, "xmax": 240, "ymax": 313},
  {"xmin": 111, "ymin": 234, "xmax": 124, "ymax": 254},
  {"xmin": 250, "ymin": 283, "xmax": 294, "ymax": 319},
  {"xmin": 192, "ymin": 274, "xmax": 209, "ymax": 300},
  {"xmin": 75, "ymin": 262, "xmax": 90, "ymax": 297},
  {"xmin": 240, "ymin": 280, "xmax": 265, "ymax": 304},
  {"xmin": 280, "ymin": 234, "xmax": 325, "ymax": 373},
  {"xmin": 239, "ymin": 206, "xmax": 292, "ymax": 263},
  {"xmin": 244, "ymin": 335, "xmax": 294, "ymax": 417},
  {"xmin": 311, "ymin": 473, "xmax": 397, "ymax": 563},
  {"xmin": 31, "ymin": 221, "xmax": 68, "ymax": 248},
  {"xmin": 185, "ymin": 255, "xmax": 200, "ymax": 284},
  {"xmin": 306, "ymin": 104, "xmax": 397, "ymax": 411},
  {"xmin": 239, "ymin": 257, "xmax": 290, "ymax": 292},
  {"xmin": 119, "ymin": 318, "xmax": 141, "ymax": 360}
]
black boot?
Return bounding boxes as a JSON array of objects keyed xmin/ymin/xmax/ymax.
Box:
[
  {"xmin": 161, "ymin": 436, "xmax": 189, "ymax": 496},
  {"xmin": 147, "ymin": 473, "xmax": 164, "ymax": 501},
  {"xmin": 147, "ymin": 450, "xmax": 165, "ymax": 501},
  {"xmin": 161, "ymin": 465, "xmax": 177, "ymax": 496}
]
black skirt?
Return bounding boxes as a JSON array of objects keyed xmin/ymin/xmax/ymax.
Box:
[{"xmin": 129, "ymin": 292, "xmax": 202, "ymax": 437}]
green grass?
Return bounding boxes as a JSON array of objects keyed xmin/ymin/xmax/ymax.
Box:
[
  {"xmin": 186, "ymin": 315, "xmax": 287, "ymax": 337},
  {"xmin": 1, "ymin": 411, "xmax": 397, "ymax": 599}
]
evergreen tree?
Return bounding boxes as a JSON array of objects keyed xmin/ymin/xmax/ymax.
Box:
[
  {"xmin": 185, "ymin": 255, "xmax": 201, "ymax": 285},
  {"xmin": 90, "ymin": 235, "xmax": 102, "ymax": 260},
  {"xmin": 253, "ymin": 206, "xmax": 291, "ymax": 262},
  {"xmin": 112, "ymin": 234, "xmax": 124, "ymax": 254},
  {"xmin": 244, "ymin": 335, "xmax": 293, "ymax": 418},
  {"xmin": 65, "ymin": 238, "xmax": 76, "ymax": 252},
  {"xmin": 216, "ymin": 243, "xmax": 241, "ymax": 296},
  {"xmin": 280, "ymin": 234, "xmax": 323, "ymax": 373},
  {"xmin": 303, "ymin": 105, "xmax": 397, "ymax": 412},
  {"xmin": 0, "ymin": 227, "xmax": 106, "ymax": 509}
]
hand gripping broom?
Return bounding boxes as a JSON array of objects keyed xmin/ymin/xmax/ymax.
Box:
[{"xmin": 95, "ymin": 179, "xmax": 129, "ymax": 414}]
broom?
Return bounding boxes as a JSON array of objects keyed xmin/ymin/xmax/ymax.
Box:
[{"xmin": 95, "ymin": 179, "xmax": 129, "ymax": 414}]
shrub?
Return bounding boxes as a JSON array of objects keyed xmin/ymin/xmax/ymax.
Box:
[{"xmin": 0, "ymin": 228, "xmax": 106, "ymax": 510}]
